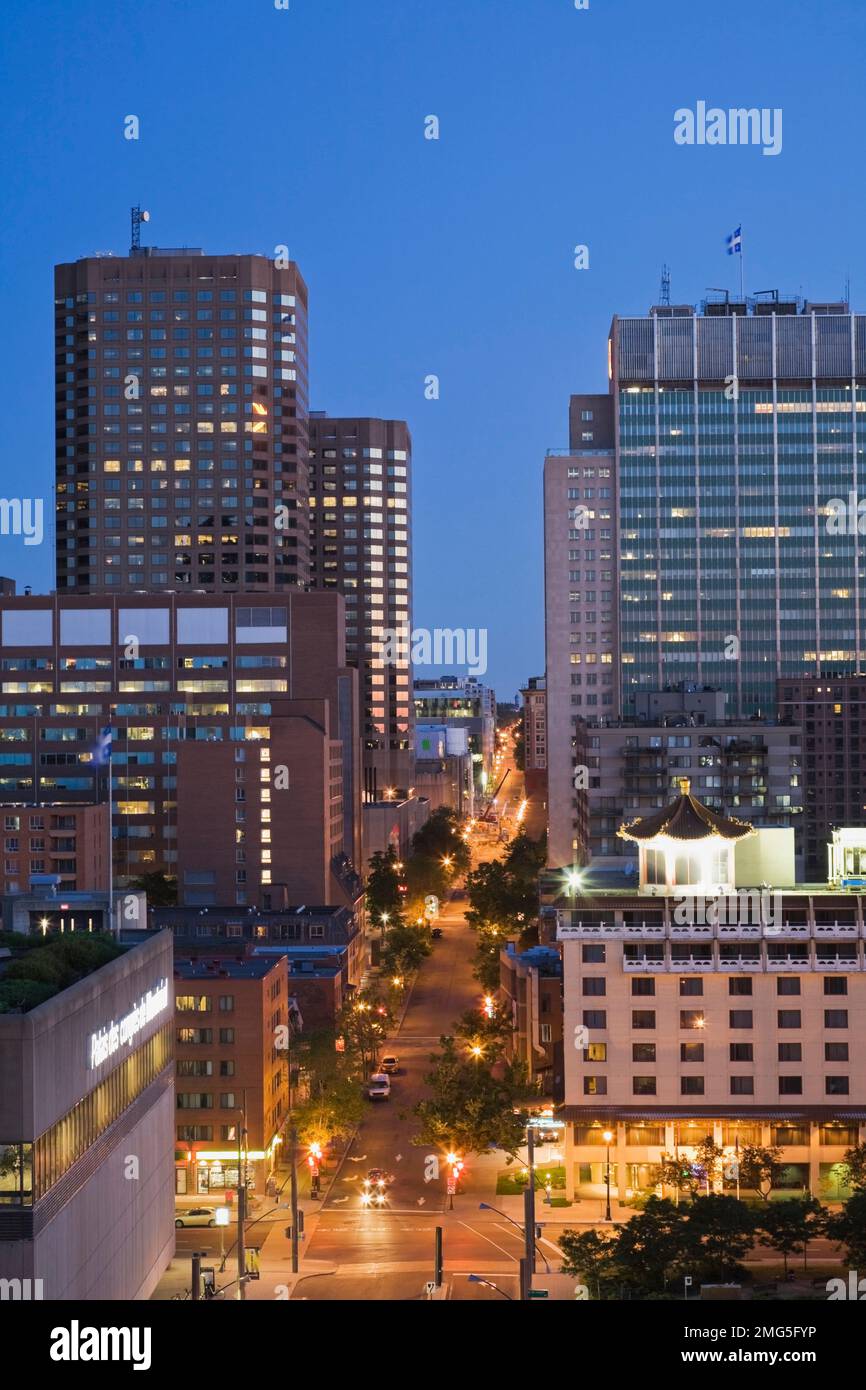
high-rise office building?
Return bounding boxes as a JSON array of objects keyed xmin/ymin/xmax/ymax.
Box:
[
  {"xmin": 308, "ymin": 414, "xmax": 414, "ymax": 797},
  {"xmin": 54, "ymin": 243, "xmax": 309, "ymax": 594},
  {"xmin": 612, "ymin": 296, "xmax": 865, "ymax": 718},
  {"xmin": 546, "ymin": 295, "xmax": 866, "ymax": 867}
]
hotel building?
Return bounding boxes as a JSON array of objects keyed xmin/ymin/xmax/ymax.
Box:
[{"xmin": 549, "ymin": 782, "xmax": 866, "ymax": 1203}]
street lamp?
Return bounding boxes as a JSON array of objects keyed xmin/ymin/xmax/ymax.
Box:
[
  {"xmin": 467, "ymin": 1273, "xmax": 513, "ymax": 1300},
  {"xmin": 603, "ymin": 1129, "xmax": 614, "ymax": 1222}
]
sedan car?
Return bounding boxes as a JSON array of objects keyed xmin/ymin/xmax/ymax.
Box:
[
  {"xmin": 175, "ymin": 1207, "xmax": 217, "ymax": 1228},
  {"xmin": 431, "ymin": 927, "xmax": 443, "ymax": 940}
]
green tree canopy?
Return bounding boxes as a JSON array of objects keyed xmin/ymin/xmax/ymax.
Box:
[
  {"xmin": 413, "ymin": 1035, "xmax": 536, "ymax": 1157},
  {"xmin": 756, "ymin": 1197, "xmax": 826, "ymax": 1274},
  {"xmin": 686, "ymin": 1194, "xmax": 755, "ymax": 1284},
  {"xmin": 826, "ymin": 1190, "xmax": 866, "ymax": 1268}
]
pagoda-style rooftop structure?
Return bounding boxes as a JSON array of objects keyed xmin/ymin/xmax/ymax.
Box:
[{"xmin": 617, "ymin": 778, "xmax": 755, "ymax": 896}]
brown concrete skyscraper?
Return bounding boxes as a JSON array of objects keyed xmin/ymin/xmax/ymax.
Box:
[
  {"xmin": 308, "ymin": 414, "xmax": 414, "ymax": 797},
  {"xmin": 54, "ymin": 241, "xmax": 309, "ymax": 593}
]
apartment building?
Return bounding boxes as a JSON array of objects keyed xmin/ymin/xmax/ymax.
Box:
[{"xmin": 308, "ymin": 415, "xmax": 414, "ymax": 798}]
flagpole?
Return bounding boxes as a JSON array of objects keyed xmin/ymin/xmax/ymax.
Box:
[
  {"xmin": 107, "ymin": 735, "xmax": 114, "ymax": 939},
  {"xmin": 739, "ymin": 225, "xmax": 745, "ymax": 302}
]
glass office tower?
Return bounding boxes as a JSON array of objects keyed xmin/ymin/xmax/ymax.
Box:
[{"xmin": 613, "ymin": 302, "xmax": 865, "ymax": 717}]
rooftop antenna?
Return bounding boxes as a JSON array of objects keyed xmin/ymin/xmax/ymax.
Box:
[
  {"xmin": 845, "ymin": 271, "xmax": 851, "ymax": 307},
  {"xmin": 130, "ymin": 205, "xmax": 150, "ymax": 256},
  {"xmin": 659, "ymin": 264, "xmax": 671, "ymax": 307}
]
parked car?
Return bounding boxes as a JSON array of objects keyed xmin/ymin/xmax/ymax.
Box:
[
  {"xmin": 175, "ymin": 1207, "xmax": 217, "ymax": 1228},
  {"xmin": 366, "ymin": 1073, "xmax": 391, "ymax": 1100},
  {"xmin": 379, "ymin": 1055, "xmax": 400, "ymax": 1074}
]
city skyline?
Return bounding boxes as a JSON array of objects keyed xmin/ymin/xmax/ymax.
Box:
[
  {"xmin": 4, "ymin": 0, "xmax": 866, "ymax": 693},
  {"xmin": 2, "ymin": 0, "xmax": 866, "ymax": 1335}
]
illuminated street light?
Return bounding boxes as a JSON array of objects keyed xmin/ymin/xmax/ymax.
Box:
[{"xmin": 603, "ymin": 1130, "xmax": 614, "ymax": 1222}]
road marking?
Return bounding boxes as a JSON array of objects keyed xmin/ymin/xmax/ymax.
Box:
[{"xmin": 455, "ymin": 1220, "xmax": 520, "ymax": 1262}]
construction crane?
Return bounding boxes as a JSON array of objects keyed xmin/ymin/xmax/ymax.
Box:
[{"xmin": 478, "ymin": 769, "xmax": 510, "ymax": 822}]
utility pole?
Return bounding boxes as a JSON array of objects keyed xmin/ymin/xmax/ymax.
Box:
[
  {"xmin": 290, "ymin": 1124, "xmax": 300, "ymax": 1274},
  {"xmin": 236, "ymin": 1095, "xmax": 248, "ymax": 1300},
  {"xmin": 434, "ymin": 1226, "xmax": 443, "ymax": 1289},
  {"xmin": 524, "ymin": 1124, "xmax": 537, "ymax": 1273}
]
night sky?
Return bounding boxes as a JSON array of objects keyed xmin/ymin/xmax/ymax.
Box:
[{"xmin": 1, "ymin": 0, "xmax": 864, "ymax": 697}]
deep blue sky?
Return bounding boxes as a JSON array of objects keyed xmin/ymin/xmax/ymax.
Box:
[{"xmin": 1, "ymin": 0, "xmax": 864, "ymax": 697}]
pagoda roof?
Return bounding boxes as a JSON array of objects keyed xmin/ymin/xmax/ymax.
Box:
[{"xmin": 617, "ymin": 778, "xmax": 756, "ymax": 844}]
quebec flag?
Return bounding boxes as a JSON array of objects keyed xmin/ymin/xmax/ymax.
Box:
[
  {"xmin": 93, "ymin": 725, "xmax": 112, "ymax": 766},
  {"xmin": 726, "ymin": 226, "xmax": 742, "ymax": 255}
]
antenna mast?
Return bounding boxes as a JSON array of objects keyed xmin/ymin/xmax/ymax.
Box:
[
  {"xmin": 660, "ymin": 264, "xmax": 671, "ymax": 307},
  {"xmin": 130, "ymin": 205, "xmax": 150, "ymax": 256}
]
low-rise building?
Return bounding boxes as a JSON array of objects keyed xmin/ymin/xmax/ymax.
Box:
[
  {"xmin": 0, "ymin": 929, "xmax": 174, "ymax": 1300},
  {"xmin": 172, "ymin": 953, "xmax": 289, "ymax": 1198},
  {"xmin": 153, "ymin": 902, "xmax": 364, "ymax": 990},
  {"xmin": 499, "ymin": 942, "xmax": 563, "ymax": 1098},
  {"xmin": 362, "ymin": 794, "xmax": 430, "ymax": 866},
  {"xmin": 1, "ymin": 804, "xmax": 108, "ymax": 897},
  {"xmin": 414, "ymin": 676, "xmax": 496, "ymax": 790}
]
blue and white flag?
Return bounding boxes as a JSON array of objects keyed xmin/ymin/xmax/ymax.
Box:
[
  {"xmin": 93, "ymin": 725, "xmax": 112, "ymax": 766},
  {"xmin": 726, "ymin": 226, "xmax": 742, "ymax": 255}
]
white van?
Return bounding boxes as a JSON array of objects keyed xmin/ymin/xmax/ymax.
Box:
[{"xmin": 366, "ymin": 1073, "xmax": 391, "ymax": 1101}]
